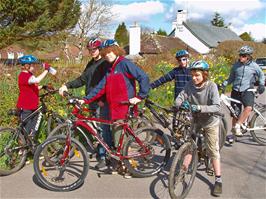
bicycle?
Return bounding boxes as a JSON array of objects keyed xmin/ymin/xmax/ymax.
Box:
[
  {"xmin": 0, "ymin": 87, "xmax": 65, "ymax": 176},
  {"xmin": 143, "ymin": 98, "xmax": 227, "ymax": 150},
  {"xmin": 219, "ymin": 87, "xmax": 266, "ymax": 145},
  {"xmin": 168, "ymin": 109, "xmax": 224, "ymax": 199},
  {"xmin": 33, "ymin": 97, "xmax": 171, "ymax": 191}
]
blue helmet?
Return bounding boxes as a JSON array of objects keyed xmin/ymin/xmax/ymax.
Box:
[
  {"xmin": 189, "ymin": 60, "xmax": 209, "ymax": 71},
  {"xmin": 18, "ymin": 55, "xmax": 38, "ymax": 65},
  {"xmin": 101, "ymin": 39, "xmax": 119, "ymax": 48},
  {"xmin": 175, "ymin": 49, "xmax": 189, "ymax": 58}
]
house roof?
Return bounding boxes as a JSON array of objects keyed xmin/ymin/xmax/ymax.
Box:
[{"xmin": 183, "ymin": 21, "xmax": 242, "ymax": 48}]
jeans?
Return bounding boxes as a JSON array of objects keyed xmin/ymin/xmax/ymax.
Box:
[{"xmin": 98, "ymin": 103, "xmax": 112, "ymax": 159}]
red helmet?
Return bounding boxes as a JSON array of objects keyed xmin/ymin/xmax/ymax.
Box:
[{"xmin": 87, "ymin": 38, "xmax": 102, "ymax": 49}]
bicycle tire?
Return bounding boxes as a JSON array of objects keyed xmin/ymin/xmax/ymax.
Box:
[
  {"xmin": 47, "ymin": 113, "xmax": 65, "ymax": 134},
  {"xmin": 219, "ymin": 117, "xmax": 227, "ymax": 149},
  {"xmin": 33, "ymin": 135, "xmax": 89, "ymax": 191},
  {"xmin": 0, "ymin": 128, "xmax": 27, "ymax": 176},
  {"xmin": 250, "ymin": 107, "xmax": 266, "ymax": 145},
  {"xmin": 168, "ymin": 141, "xmax": 198, "ymax": 199},
  {"xmin": 123, "ymin": 127, "xmax": 171, "ymax": 178}
]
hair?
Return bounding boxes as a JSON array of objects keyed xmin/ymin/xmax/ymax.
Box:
[
  {"xmin": 191, "ymin": 69, "xmax": 209, "ymax": 82},
  {"xmin": 100, "ymin": 46, "xmax": 126, "ymax": 57}
]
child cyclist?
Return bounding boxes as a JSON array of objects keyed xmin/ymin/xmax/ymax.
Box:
[
  {"xmin": 175, "ymin": 60, "xmax": 222, "ymax": 196},
  {"xmin": 79, "ymin": 39, "xmax": 150, "ymax": 173},
  {"xmin": 16, "ymin": 55, "xmax": 53, "ymax": 138},
  {"xmin": 150, "ymin": 49, "xmax": 191, "ymax": 99}
]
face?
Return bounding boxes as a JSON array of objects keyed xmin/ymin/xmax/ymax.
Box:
[
  {"xmin": 239, "ymin": 54, "xmax": 250, "ymax": 64},
  {"xmin": 104, "ymin": 51, "xmax": 117, "ymax": 63},
  {"xmin": 88, "ymin": 47, "xmax": 100, "ymax": 58},
  {"xmin": 177, "ymin": 56, "xmax": 189, "ymax": 67},
  {"xmin": 191, "ymin": 70, "xmax": 204, "ymax": 86}
]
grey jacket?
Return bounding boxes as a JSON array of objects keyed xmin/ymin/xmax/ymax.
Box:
[
  {"xmin": 224, "ymin": 60, "xmax": 265, "ymax": 92},
  {"xmin": 175, "ymin": 80, "xmax": 220, "ymax": 127}
]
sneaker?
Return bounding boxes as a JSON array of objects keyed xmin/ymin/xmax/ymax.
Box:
[
  {"xmin": 123, "ymin": 172, "xmax": 132, "ymax": 179},
  {"xmin": 226, "ymin": 135, "xmax": 235, "ymax": 144},
  {"xmin": 212, "ymin": 181, "xmax": 222, "ymax": 196},
  {"xmin": 95, "ymin": 159, "xmax": 106, "ymax": 169},
  {"xmin": 232, "ymin": 124, "xmax": 243, "ymax": 137}
]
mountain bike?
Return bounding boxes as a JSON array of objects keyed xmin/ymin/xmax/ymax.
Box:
[
  {"xmin": 0, "ymin": 88, "xmax": 65, "ymax": 176},
  {"xmin": 168, "ymin": 109, "xmax": 224, "ymax": 199},
  {"xmin": 33, "ymin": 97, "xmax": 171, "ymax": 191},
  {"xmin": 219, "ymin": 87, "xmax": 266, "ymax": 145},
  {"xmin": 143, "ymin": 98, "xmax": 227, "ymax": 150}
]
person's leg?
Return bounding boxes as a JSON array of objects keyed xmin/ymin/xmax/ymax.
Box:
[
  {"xmin": 230, "ymin": 90, "xmax": 243, "ymax": 136},
  {"xmin": 205, "ymin": 121, "xmax": 222, "ymax": 195},
  {"xmin": 20, "ymin": 109, "xmax": 37, "ymax": 136}
]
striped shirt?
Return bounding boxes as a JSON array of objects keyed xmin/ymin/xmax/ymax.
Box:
[{"xmin": 150, "ymin": 66, "xmax": 191, "ymax": 98}]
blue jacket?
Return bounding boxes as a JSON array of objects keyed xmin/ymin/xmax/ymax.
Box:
[
  {"xmin": 84, "ymin": 56, "xmax": 149, "ymax": 120},
  {"xmin": 150, "ymin": 66, "xmax": 191, "ymax": 98}
]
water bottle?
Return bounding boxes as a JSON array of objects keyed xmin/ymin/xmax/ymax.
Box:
[{"xmin": 48, "ymin": 66, "xmax": 57, "ymax": 75}]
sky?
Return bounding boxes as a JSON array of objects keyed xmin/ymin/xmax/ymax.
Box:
[{"xmin": 109, "ymin": 0, "xmax": 266, "ymax": 41}]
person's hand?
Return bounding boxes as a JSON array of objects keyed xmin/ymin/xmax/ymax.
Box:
[
  {"xmin": 98, "ymin": 101, "xmax": 105, "ymax": 107},
  {"xmin": 43, "ymin": 62, "xmax": 51, "ymax": 71},
  {"xmin": 59, "ymin": 85, "xmax": 68, "ymax": 96},
  {"xmin": 191, "ymin": 104, "xmax": 201, "ymax": 113},
  {"xmin": 129, "ymin": 97, "xmax": 141, "ymax": 105},
  {"xmin": 78, "ymin": 99, "xmax": 85, "ymax": 105},
  {"xmin": 221, "ymin": 80, "xmax": 228, "ymax": 88},
  {"xmin": 257, "ymin": 85, "xmax": 265, "ymax": 94},
  {"xmin": 180, "ymin": 100, "xmax": 190, "ymax": 111}
]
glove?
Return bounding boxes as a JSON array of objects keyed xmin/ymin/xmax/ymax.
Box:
[
  {"xmin": 180, "ymin": 100, "xmax": 190, "ymax": 111},
  {"xmin": 221, "ymin": 81, "xmax": 228, "ymax": 88},
  {"xmin": 129, "ymin": 97, "xmax": 141, "ymax": 105},
  {"xmin": 191, "ymin": 104, "xmax": 201, "ymax": 113},
  {"xmin": 43, "ymin": 62, "xmax": 51, "ymax": 71},
  {"xmin": 59, "ymin": 84, "xmax": 68, "ymax": 96},
  {"xmin": 257, "ymin": 85, "xmax": 265, "ymax": 94}
]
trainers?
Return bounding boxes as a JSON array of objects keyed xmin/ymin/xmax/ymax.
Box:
[
  {"xmin": 232, "ymin": 124, "xmax": 243, "ymax": 137},
  {"xmin": 95, "ymin": 159, "xmax": 106, "ymax": 169},
  {"xmin": 226, "ymin": 135, "xmax": 235, "ymax": 144},
  {"xmin": 124, "ymin": 172, "xmax": 132, "ymax": 179},
  {"xmin": 212, "ymin": 181, "xmax": 222, "ymax": 196}
]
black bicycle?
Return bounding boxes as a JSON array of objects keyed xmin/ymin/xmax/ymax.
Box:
[{"xmin": 0, "ymin": 87, "xmax": 65, "ymax": 176}]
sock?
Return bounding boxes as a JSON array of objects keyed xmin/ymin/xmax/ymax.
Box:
[{"xmin": 215, "ymin": 175, "xmax": 222, "ymax": 183}]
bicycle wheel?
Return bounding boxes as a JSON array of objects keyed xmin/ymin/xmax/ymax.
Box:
[
  {"xmin": 250, "ymin": 108, "xmax": 266, "ymax": 145},
  {"xmin": 33, "ymin": 135, "xmax": 89, "ymax": 191},
  {"xmin": 168, "ymin": 141, "xmax": 198, "ymax": 199},
  {"xmin": 219, "ymin": 117, "xmax": 227, "ymax": 150},
  {"xmin": 47, "ymin": 113, "xmax": 65, "ymax": 134},
  {"xmin": 123, "ymin": 127, "xmax": 171, "ymax": 178},
  {"xmin": 0, "ymin": 128, "xmax": 27, "ymax": 176}
]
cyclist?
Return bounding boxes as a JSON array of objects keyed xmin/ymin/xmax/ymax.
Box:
[
  {"xmin": 79, "ymin": 39, "xmax": 149, "ymax": 176},
  {"xmin": 59, "ymin": 38, "xmax": 112, "ymax": 169},
  {"xmin": 16, "ymin": 55, "xmax": 52, "ymax": 137},
  {"xmin": 222, "ymin": 45, "xmax": 265, "ymax": 138},
  {"xmin": 150, "ymin": 49, "xmax": 191, "ymax": 99},
  {"xmin": 175, "ymin": 60, "xmax": 222, "ymax": 196}
]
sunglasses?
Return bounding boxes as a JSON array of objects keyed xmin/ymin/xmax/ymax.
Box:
[
  {"xmin": 88, "ymin": 47, "xmax": 98, "ymax": 52},
  {"xmin": 239, "ymin": 54, "xmax": 248, "ymax": 58},
  {"xmin": 178, "ymin": 58, "xmax": 189, "ymax": 62}
]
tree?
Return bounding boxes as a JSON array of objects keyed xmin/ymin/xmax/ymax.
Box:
[
  {"xmin": 0, "ymin": 0, "xmax": 81, "ymax": 48},
  {"xmin": 114, "ymin": 22, "xmax": 129, "ymax": 47},
  {"xmin": 239, "ymin": 32, "xmax": 254, "ymax": 41},
  {"xmin": 211, "ymin": 12, "xmax": 226, "ymax": 27},
  {"xmin": 72, "ymin": 0, "xmax": 113, "ymax": 61},
  {"xmin": 156, "ymin": 28, "xmax": 167, "ymax": 36}
]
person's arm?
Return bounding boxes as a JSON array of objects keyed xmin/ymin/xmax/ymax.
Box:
[
  {"xmin": 28, "ymin": 70, "xmax": 48, "ymax": 84},
  {"xmin": 65, "ymin": 64, "xmax": 91, "ymax": 89},
  {"xmin": 175, "ymin": 86, "xmax": 188, "ymax": 107},
  {"xmin": 255, "ymin": 64, "xmax": 266, "ymax": 86},
  {"xmin": 223, "ymin": 64, "xmax": 235, "ymax": 86},
  {"xmin": 200, "ymin": 82, "xmax": 220, "ymax": 113},
  {"xmin": 150, "ymin": 69, "xmax": 176, "ymax": 89},
  {"xmin": 124, "ymin": 61, "xmax": 150, "ymax": 99}
]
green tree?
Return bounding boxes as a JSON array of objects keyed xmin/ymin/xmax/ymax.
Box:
[
  {"xmin": 157, "ymin": 28, "xmax": 167, "ymax": 36},
  {"xmin": 211, "ymin": 12, "xmax": 225, "ymax": 27},
  {"xmin": 114, "ymin": 22, "xmax": 129, "ymax": 47},
  {"xmin": 0, "ymin": 0, "xmax": 81, "ymax": 48},
  {"xmin": 239, "ymin": 32, "xmax": 254, "ymax": 41}
]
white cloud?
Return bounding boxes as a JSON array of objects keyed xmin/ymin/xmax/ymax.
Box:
[
  {"xmin": 112, "ymin": 1, "xmax": 164, "ymax": 22},
  {"xmin": 231, "ymin": 23, "xmax": 266, "ymax": 41}
]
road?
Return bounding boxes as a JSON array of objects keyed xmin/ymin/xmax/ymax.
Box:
[{"xmin": 0, "ymin": 93, "xmax": 266, "ymax": 199}]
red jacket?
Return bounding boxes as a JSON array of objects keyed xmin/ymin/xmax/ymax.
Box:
[
  {"xmin": 84, "ymin": 56, "xmax": 149, "ymax": 120},
  {"xmin": 16, "ymin": 72, "xmax": 39, "ymax": 110}
]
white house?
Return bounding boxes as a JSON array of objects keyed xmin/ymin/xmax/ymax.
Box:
[{"xmin": 169, "ymin": 10, "xmax": 242, "ymax": 54}]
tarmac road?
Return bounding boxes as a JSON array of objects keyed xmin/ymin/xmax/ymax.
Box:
[{"xmin": 0, "ymin": 93, "xmax": 265, "ymax": 199}]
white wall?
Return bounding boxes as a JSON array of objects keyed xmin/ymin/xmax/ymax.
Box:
[
  {"xmin": 129, "ymin": 24, "xmax": 141, "ymax": 55},
  {"xmin": 175, "ymin": 25, "xmax": 210, "ymax": 54}
]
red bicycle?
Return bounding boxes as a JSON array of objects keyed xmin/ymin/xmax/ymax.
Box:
[{"xmin": 33, "ymin": 97, "xmax": 171, "ymax": 191}]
